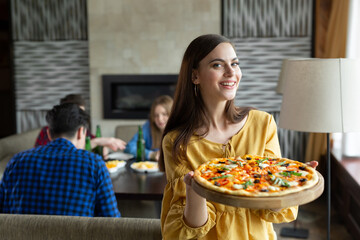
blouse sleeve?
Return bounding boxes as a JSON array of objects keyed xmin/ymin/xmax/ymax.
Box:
[
  {"xmin": 123, "ymin": 132, "xmax": 138, "ymax": 157},
  {"xmin": 161, "ymin": 134, "xmax": 217, "ymax": 239},
  {"xmin": 142, "ymin": 121, "xmax": 156, "ymax": 160}
]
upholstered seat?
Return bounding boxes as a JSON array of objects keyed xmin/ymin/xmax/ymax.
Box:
[{"xmin": 0, "ymin": 214, "xmax": 162, "ymax": 240}]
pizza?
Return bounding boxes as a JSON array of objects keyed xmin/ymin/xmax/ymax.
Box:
[{"xmin": 193, "ymin": 154, "xmax": 318, "ymax": 197}]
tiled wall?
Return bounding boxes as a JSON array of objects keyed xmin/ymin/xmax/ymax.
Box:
[{"xmin": 11, "ymin": 0, "xmax": 89, "ymax": 133}]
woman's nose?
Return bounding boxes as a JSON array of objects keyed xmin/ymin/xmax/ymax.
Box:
[
  {"xmin": 224, "ymin": 64, "xmax": 234, "ymax": 76},
  {"xmin": 159, "ymin": 115, "xmax": 166, "ymax": 122}
]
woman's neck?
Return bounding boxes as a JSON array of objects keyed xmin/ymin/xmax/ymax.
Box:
[
  {"xmin": 201, "ymin": 100, "xmax": 248, "ymax": 145},
  {"xmin": 204, "ymin": 100, "xmax": 228, "ymax": 129}
]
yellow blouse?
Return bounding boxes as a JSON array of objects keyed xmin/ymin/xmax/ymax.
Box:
[{"xmin": 161, "ymin": 110, "xmax": 298, "ymax": 240}]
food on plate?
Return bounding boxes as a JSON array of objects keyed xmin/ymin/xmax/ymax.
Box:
[
  {"xmin": 193, "ymin": 154, "xmax": 318, "ymax": 197},
  {"xmin": 105, "ymin": 160, "xmax": 125, "ymax": 170},
  {"xmin": 131, "ymin": 161, "xmax": 158, "ymax": 172}
]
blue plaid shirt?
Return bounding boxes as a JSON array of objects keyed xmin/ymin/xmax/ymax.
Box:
[{"xmin": 0, "ymin": 138, "xmax": 121, "ymax": 217}]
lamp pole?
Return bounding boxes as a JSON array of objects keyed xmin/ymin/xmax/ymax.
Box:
[{"xmin": 326, "ymin": 133, "xmax": 331, "ymax": 240}]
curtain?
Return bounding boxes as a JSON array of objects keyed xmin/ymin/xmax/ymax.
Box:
[
  {"xmin": 342, "ymin": 0, "xmax": 360, "ymax": 157},
  {"xmin": 305, "ymin": 0, "xmax": 349, "ymax": 172}
]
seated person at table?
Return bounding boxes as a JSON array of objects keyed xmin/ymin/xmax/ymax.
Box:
[
  {"xmin": 0, "ymin": 103, "xmax": 121, "ymax": 217},
  {"xmin": 124, "ymin": 95, "xmax": 173, "ymax": 161},
  {"xmin": 35, "ymin": 94, "xmax": 126, "ymax": 158}
]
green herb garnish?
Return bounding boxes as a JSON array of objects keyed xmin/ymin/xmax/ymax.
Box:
[
  {"xmin": 242, "ymin": 180, "xmax": 253, "ymax": 189},
  {"xmin": 256, "ymin": 158, "xmax": 268, "ymax": 164},
  {"xmin": 271, "ymin": 176, "xmax": 290, "ymax": 187},
  {"xmin": 210, "ymin": 175, "xmax": 232, "ymax": 180},
  {"xmin": 279, "ymin": 171, "xmax": 302, "ymax": 177},
  {"xmin": 218, "ymin": 167, "xmax": 229, "ymax": 171}
]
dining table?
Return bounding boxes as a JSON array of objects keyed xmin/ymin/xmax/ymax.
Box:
[{"xmin": 109, "ymin": 158, "xmax": 167, "ymax": 201}]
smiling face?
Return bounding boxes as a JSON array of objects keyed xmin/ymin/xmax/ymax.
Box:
[
  {"xmin": 192, "ymin": 43, "xmax": 241, "ymax": 104},
  {"xmin": 153, "ymin": 105, "xmax": 169, "ymax": 131}
]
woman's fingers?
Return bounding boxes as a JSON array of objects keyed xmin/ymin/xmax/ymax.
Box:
[
  {"xmin": 183, "ymin": 171, "xmax": 194, "ymax": 186},
  {"xmin": 306, "ymin": 160, "xmax": 318, "ymax": 169}
]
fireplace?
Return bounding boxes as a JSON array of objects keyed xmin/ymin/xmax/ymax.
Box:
[{"xmin": 102, "ymin": 74, "xmax": 178, "ymax": 119}]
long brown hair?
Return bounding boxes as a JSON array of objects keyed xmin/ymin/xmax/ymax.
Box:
[
  {"xmin": 159, "ymin": 34, "xmax": 251, "ymax": 171},
  {"xmin": 149, "ymin": 95, "xmax": 173, "ymax": 149}
]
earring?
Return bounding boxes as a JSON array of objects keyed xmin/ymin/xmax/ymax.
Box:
[{"xmin": 194, "ymin": 84, "xmax": 198, "ymax": 97}]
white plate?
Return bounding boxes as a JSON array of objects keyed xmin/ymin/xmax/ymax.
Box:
[
  {"xmin": 107, "ymin": 160, "xmax": 126, "ymax": 173},
  {"xmin": 130, "ymin": 161, "xmax": 159, "ymax": 173},
  {"xmin": 107, "ymin": 152, "xmax": 134, "ymax": 161}
]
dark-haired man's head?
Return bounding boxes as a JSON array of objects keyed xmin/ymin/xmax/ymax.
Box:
[
  {"xmin": 46, "ymin": 103, "xmax": 90, "ymax": 143},
  {"xmin": 60, "ymin": 94, "xmax": 86, "ymax": 110}
]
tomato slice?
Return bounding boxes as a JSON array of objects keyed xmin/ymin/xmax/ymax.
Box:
[{"xmin": 217, "ymin": 178, "xmax": 229, "ymax": 186}]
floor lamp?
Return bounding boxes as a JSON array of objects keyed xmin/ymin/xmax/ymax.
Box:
[{"xmin": 278, "ymin": 58, "xmax": 360, "ymax": 240}]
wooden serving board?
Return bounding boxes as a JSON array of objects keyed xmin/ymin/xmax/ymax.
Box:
[{"xmin": 191, "ymin": 172, "xmax": 324, "ymax": 209}]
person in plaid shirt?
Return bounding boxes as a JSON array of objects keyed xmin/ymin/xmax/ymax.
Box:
[{"xmin": 0, "ymin": 103, "xmax": 121, "ymax": 217}]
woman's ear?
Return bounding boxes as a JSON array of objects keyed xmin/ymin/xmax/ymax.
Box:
[{"xmin": 192, "ymin": 69, "xmax": 199, "ymax": 84}]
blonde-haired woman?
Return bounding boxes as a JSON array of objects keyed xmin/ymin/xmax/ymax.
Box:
[{"xmin": 124, "ymin": 95, "xmax": 173, "ymax": 161}]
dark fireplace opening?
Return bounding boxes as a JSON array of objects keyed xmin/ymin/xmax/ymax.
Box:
[{"xmin": 102, "ymin": 74, "xmax": 178, "ymax": 119}]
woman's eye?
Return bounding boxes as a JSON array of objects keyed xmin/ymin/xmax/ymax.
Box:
[
  {"xmin": 231, "ymin": 62, "xmax": 239, "ymax": 67},
  {"xmin": 212, "ymin": 63, "xmax": 222, "ymax": 68}
]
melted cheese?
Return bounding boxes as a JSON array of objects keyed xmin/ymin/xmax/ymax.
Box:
[
  {"xmin": 259, "ymin": 163, "xmax": 269, "ymax": 168},
  {"xmin": 298, "ymin": 170, "xmax": 309, "ymax": 177},
  {"xmin": 268, "ymin": 186, "xmax": 280, "ymax": 191},
  {"xmin": 227, "ymin": 164, "xmax": 238, "ymax": 169},
  {"xmin": 232, "ymin": 184, "xmax": 243, "ymax": 190},
  {"xmin": 288, "ymin": 181, "xmax": 299, "ymax": 187}
]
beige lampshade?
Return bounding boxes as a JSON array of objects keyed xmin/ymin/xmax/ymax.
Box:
[
  {"xmin": 276, "ymin": 58, "xmax": 309, "ymax": 94},
  {"xmin": 279, "ymin": 58, "xmax": 360, "ymax": 133}
]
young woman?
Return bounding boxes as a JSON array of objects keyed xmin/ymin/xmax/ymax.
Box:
[
  {"xmin": 124, "ymin": 95, "xmax": 173, "ymax": 161},
  {"xmin": 159, "ymin": 34, "xmax": 317, "ymax": 239}
]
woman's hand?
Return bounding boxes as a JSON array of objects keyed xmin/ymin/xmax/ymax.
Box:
[
  {"xmin": 183, "ymin": 171, "xmax": 195, "ymax": 186},
  {"xmin": 306, "ymin": 161, "xmax": 318, "ymax": 169}
]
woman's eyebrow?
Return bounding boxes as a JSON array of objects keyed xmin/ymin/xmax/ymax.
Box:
[
  {"xmin": 208, "ymin": 58, "xmax": 224, "ymax": 64},
  {"xmin": 208, "ymin": 57, "xmax": 238, "ymax": 64}
]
